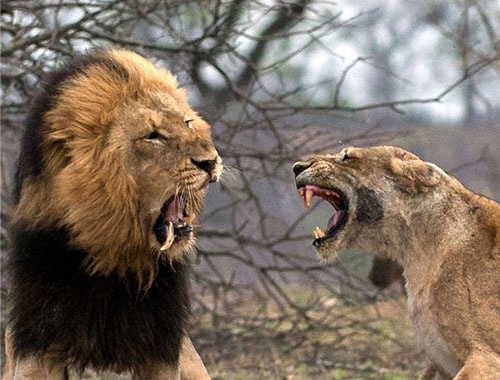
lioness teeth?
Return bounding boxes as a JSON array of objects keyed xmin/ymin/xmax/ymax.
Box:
[
  {"xmin": 305, "ymin": 189, "xmax": 313, "ymax": 209},
  {"xmin": 298, "ymin": 188, "xmax": 307, "ymax": 209},
  {"xmin": 313, "ymin": 226, "xmax": 325, "ymax": 239},
  {"xmin": 160, "ymin": 221, "xmax": 175, "ymax": 251}
]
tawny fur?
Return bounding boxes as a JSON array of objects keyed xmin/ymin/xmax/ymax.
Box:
[
  {"xmin": 294, "ymin": 146, "xmax": 500, "ymax": 380},
  {"xmin": 12, "ymin": 49, "xmax": 221, "ymax": 279},
  {"xmin": 4, "ymin": 49, "xmax": 221, "ymax": 380}
]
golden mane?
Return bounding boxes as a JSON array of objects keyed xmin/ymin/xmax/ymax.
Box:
[{"xmin": 12, "ymin": 49, "xmax": 210, "ymax": 281}]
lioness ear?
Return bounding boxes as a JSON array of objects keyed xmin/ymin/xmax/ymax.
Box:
[{"xmin": 391, "ymin": 158, "xmax": 441, "ymax": 193}]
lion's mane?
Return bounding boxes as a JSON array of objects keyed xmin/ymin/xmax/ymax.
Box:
[{"xmin": 8, "ymin": 49, "xmax": 195, "ymax": 374}]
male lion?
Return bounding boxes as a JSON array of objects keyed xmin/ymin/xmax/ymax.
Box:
[
  {"xmin": 293, "ymin": 146, "xmax": 500, "ymax": 380},
  {"xmin": 3, "ymin": 49, "xmax": 222, "ymax": 380}
]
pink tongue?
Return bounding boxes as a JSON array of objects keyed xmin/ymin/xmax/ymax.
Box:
[
  {"xmin": 327, "ymin": 210, "xmax": 343, "ymax": 230},
  {"xmin": 165, "ymin": 197, "xmax": 184, "ymax": 222}
]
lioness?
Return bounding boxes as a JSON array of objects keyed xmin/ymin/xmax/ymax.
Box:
[{"xmin": 293, "ymin": 146, "xmax": 500, "ymax": 380}]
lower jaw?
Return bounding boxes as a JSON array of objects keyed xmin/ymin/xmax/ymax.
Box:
[
  {"xmin": 313, "ymin": 224, "xmax": 345, "ymax": 247},
  {"xmin": 312, "ymin": 208, "xmax": 349, "ymax": 246},
  {"xmin": 155, "ymin": 236, "xmax": 195, "ymax": 260},
  {"xmin": 314, "ymin": 244, "xmax": 339, "ymax": 261},
  {"xmin": 151, "ymin": 222, "xmax": 194, "ymax": 249}
]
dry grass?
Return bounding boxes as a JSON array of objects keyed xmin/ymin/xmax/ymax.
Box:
[{"xmin": 76, "ymin": 294, "xmax": 425, "ymax": 380}]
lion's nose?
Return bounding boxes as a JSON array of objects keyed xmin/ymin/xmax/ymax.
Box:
[
  {"xmin": 191, "ymin": 158, "xmax": 217, "ymax": 180},
  {"xmin": 292, "ymin": 161, "xmax": 312, "ymax": 177}
]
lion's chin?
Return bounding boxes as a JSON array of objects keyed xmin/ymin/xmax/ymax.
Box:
[{"xmin": 156, "ymin": 237, "xmax": 197, "ymax": 262}]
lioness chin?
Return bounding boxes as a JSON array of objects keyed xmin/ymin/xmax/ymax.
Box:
[{"xmin": 293, "ymin": 146, "xmax": 500, "ymax": 380}]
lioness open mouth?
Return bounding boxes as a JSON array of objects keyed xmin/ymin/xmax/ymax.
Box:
[
  {"xmin": 298, "ymin": 184, "xmax": 349, "ymax": 246},
  {"xmin": 154, "ymin": 195, "xmax": 195, "ymax": 251}
]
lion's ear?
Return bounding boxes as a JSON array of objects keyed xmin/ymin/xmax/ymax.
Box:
[{"xmin": 390, "ymin": 158, "xmax": 441, "ymax": 194}]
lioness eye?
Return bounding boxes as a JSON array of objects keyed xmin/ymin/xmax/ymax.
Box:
[
  {"xmin": 342, "ymin": 152, "xmax": 352, "ymax": 161},
  {"xmin": 146, "ymin": 131, "xmax": 161, "ymax": 140}
]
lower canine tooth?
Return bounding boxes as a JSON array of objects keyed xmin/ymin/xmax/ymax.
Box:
[
  {"xmin": 160, "ymin": 221, "xmax": 175, "ymax": 251},
  {"xmin": 315, "ymin": 226, "xmax": 325, "ymax": 238},
  {"xmin": 184, "ymin": 213, "xmax": 196, "ymax": 224}
]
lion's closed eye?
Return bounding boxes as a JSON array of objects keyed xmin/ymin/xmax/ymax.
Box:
[{"xmin": 146, "ymin": 131, "xmax": 167, "ymax": 141}]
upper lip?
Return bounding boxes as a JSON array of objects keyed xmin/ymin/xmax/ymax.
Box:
[{"xmin": 295, "ymin": 177, "xmax": 310, "ymax": 190}]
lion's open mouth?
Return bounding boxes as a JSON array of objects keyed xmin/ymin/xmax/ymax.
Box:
[
  {"xmin": 298, "ymin": 184, "xmax": 349, "ymax": 246},
  {"xmin": 154, "ymin": 195, "xmax": 195, "ymax": 251}
]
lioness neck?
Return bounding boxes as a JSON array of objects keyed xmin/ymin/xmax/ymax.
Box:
[{"xmin": 401, "ymin": 188, "xmax": 500, "ymax": 291}]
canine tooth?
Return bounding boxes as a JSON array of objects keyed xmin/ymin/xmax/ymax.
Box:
[
  {"xmin": 315, "ymin": 226, "xmax": 326, "ymax": 238},
  {"xmin": 184, "ymin": 213, "xmax": 196, "ymax": 224},
  {"xmin": 313, "ymin": 228, "xmax": 319, "ymax": 239},
  {"xmin": 160, "ymin": 221, "xmax": 175, "ymax": 251},
  {"xmin": 305, "ymin": 189, "xmax": 313, "ymax": 209}
]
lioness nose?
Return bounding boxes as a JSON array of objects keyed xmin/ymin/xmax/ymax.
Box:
[
  {"xmin": 292, "ymin": 161, "xmax": 312, "ymax": 177},
  {"xmin": 191, "ymin": 158, "xmax": 217, "ymax": 178}
]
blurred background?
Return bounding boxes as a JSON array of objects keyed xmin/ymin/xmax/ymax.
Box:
[{"xmin": 1, "ymin": 1, "xmax": 499, "ymax": 379}]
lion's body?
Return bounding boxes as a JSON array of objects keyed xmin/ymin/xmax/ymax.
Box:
[
  {"xmin": 8, "ymin": 225, "xmax": 189, "ymax": 374},
  {"xmin": 294, "ymin": 146, "xmax": 500, "ymax": 380},
  {"xmin": 4, "ymin": 49, "xmax": 221, "ymax": 380}
]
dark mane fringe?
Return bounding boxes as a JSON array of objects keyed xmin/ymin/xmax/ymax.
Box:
[
  {"xmin": 13, "ymin": 49, "xmax": 128, "ymax": 204},
  {"xmin": 8, "ymin": 223, "xmax": 191, "ymax": 373}
]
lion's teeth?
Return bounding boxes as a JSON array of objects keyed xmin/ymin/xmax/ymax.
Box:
[
  {"xmin": 184, "ymin": 213, "xmax": 195, "ymax": 224},
  {"xmin": 305, "ymin": 189, "xmax": 313, "ymax": 209},
  {"xmin": 160, "ymin": 221, "xmax": 175, "ymax": 251}
]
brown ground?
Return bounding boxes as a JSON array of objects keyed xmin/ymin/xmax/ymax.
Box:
[{"xmin": 78, "ymin": 294, "xmax": 425, "ymax": 380}]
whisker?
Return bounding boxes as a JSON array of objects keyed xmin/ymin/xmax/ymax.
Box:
[
  {"xmin": 220, "ymin": 164, "xmax": 240, "ymax": 173},
  {"xmin": 218, "ymin": 166, "xmax": 241, "ymax": 185},
  {"xmin": 159, "ymin": 179, "xmax": 176, "ymax": 204}
]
